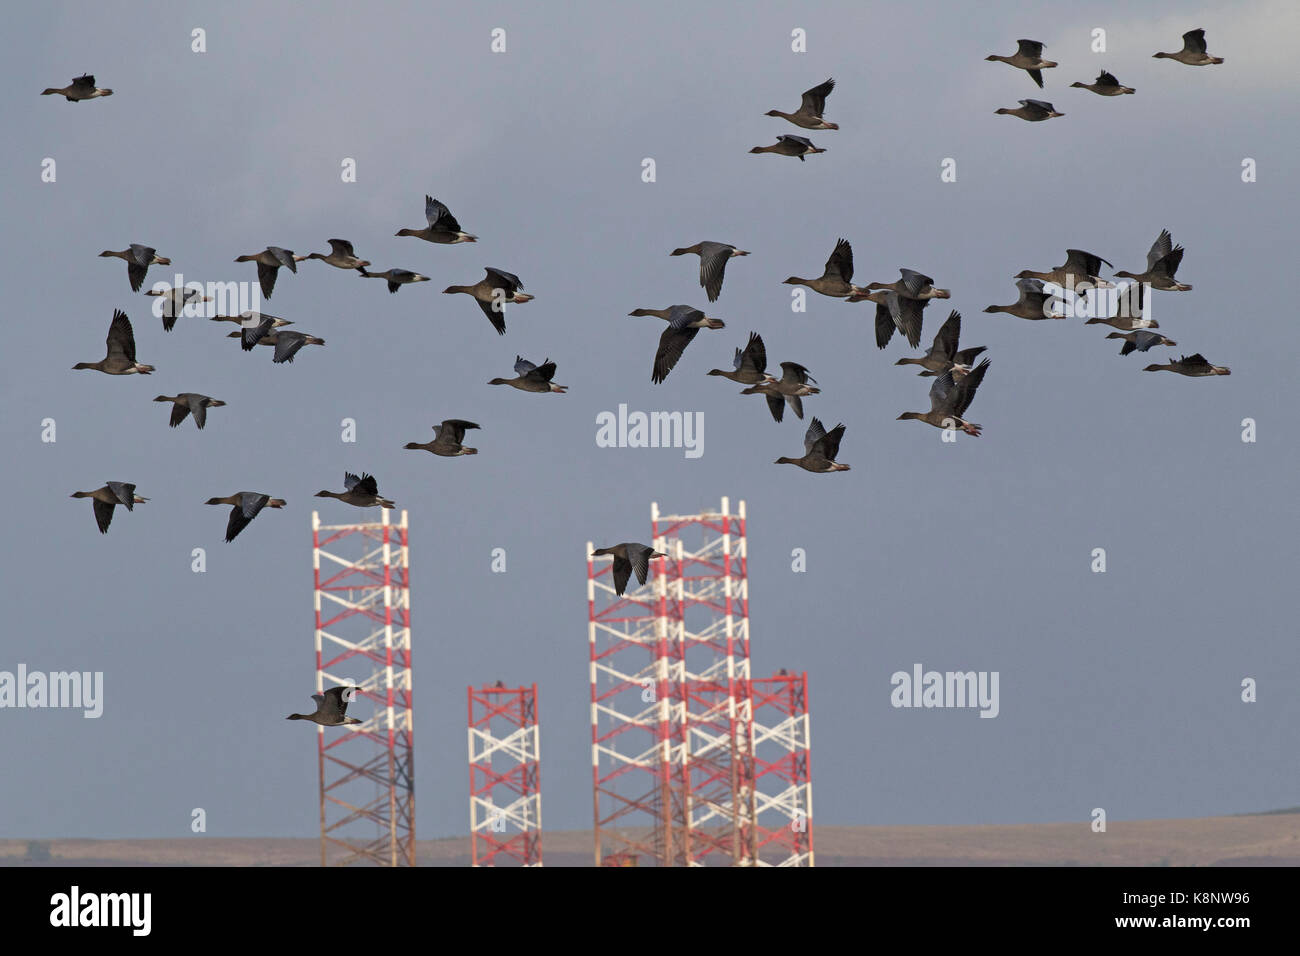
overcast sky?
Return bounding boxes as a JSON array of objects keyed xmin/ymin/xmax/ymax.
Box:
[{"xmin": 2, "ymin": 0, "xmax": 1297, "ymax": 846}]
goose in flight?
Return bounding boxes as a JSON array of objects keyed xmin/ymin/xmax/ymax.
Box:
[
  {"xmin": 765, "ymin": 78, "xmax": 839, "ymax": 129},
  {"xmin": 590, "ymin": 542, "xmax": 667, "ymax": 597},
  {"xmin": 70, "ymin": 482, "xmax": 147, "ymax": 534}
]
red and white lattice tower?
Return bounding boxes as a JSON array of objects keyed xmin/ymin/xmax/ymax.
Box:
[
  {"xmin": 468, "ymin": 683, "xmax": 543, "ymax": 866},
  {"xmin": 588, "ymin": 531, "xmax": 684, "ymax": 866},
  {"xmin": 751, "ymin": 671, "xmax": 814, "ymax": 866},
  {"xmin": 589, "ymin": 497, "xmax": 759, "ymax": 866},
  {"xmin": 653, "ymin": 497, "xmax": 757, "ymax": 866},
  {"xmin": 311, "ymin": 509, "xmax": 415, "ymax": 867}
]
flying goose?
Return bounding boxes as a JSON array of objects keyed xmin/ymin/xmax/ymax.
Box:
[
  {"xmin": 670, "ymin": 242, "xmax": 749, "ymax": 302},
  {"xmin": 227, "ymin": 317, "xmax": 325, "ymax": 363},
  {"xmin": 895, "ymin": 311, "xmax": 986, "ymax": 377},
  {"xmin": 444, "ymin": 267, "xmax": 532, "ymax": 334},
  {"xmin": 590, "ymin": 542, "xmax": 667, "ymax": 597},
  {"xmin": 396, "ymin": 196, "xmax": 477, "ymax": 244},
  {"xmin": 234, "ymin": 246, "xmax": 305, "ymax": 299},
  {"xmin": 1143, "ymin": 353, "xmax": 1230, "ymax": 376},
  {"xmin": 70, "ymin": 482, "xmax": 147, "ymax": 534},
  {"xmin": 632, "ymin": 305, "xmax": 726, "ymax": 384},
  {"xmin": 205, "ymin": 492, "xmax": 286, "ymax": 542},
  {"xmin": 73, "ymin": 310, "xmax": 154, "ymax": 374},
  {"xmin": 306, "ymin": 239, "xmax": 370, "ymax": 271},
  {"xmin": 776, "ymin": 417, "xmax": 849, "ymax": 473},
  {"xmin": 749, "ymin": 134, "xmax": 826, "ymax": 161},
  {"xmin": 404, "ymin": 419, "xmax": 481, "ymax": 456},
  {"xmin": 362, "ymin": 268, "xmax": 430, "ymax": 293},
  {"xmin": 982, "ymin": 278, "xmax": 1065, "ymax": 320},
  {"xmin": 707, "ymin": 332, "xmax": 769, "ymax": 384},
  {"xmin": 1084, "ymin": 286, "xmax": 1159, "ymax": 331},
  {"xmin": 1106, "ymin": 330, "xmax": 1177, "ymax": 355},
  {"xmin": 489, "ymin": 356, "xmax": 567, "ymax": 393},
  {"xmin": 1071, "ymin": 70, "xmax": 1135, "ymax": 95},
  {"xmin": 855, "ymin": 290, "xmax": 931, "ymax": 350},
  {"xmin": 100, "ymin": 244, "xmax": 171, "ymax": 293},
  {"xmin": 995, "ymin": 99, "xmax": 1064, "ymax": 122},
  {"xmin": 898, "ymin": 359, "xmax": 991, "ymax": 436},
  {"xmin": 783, "ymin": 239, "xmax": 865, "ymax": 298},
  {"xmin": 144, "ymin": 286, "xmax": 212, "ymax": 331},
  {"xmin": 740, "ymin": 361, "xmax": 820, "ymax": 422},
  {"xmin": 153, "ymin": 393, "xmax": 226, "ymax": 429},
  {"xmin": 42, "ymin": 74, "xmax": 112, "ymax": 101},
  {"xmin": 1153, "ymin": 29, "xmax": 1223, "ymax": 65},
  {"xmin": 862, "ymin": 267, "xmax": 950, "ymax": 300},
  {"xmin": 314, "ymin": 473, "xmax": 396, "ymax": 509},
  {"xmin": 1016, "ymin": 249, "xmax": 1114, "ymax": 290},
  {"xmin": 985, "ymin": 40, "xmax": 1057, "ymax": 88},
  {"xmin": 286, "ymin": 686, "xmax": 362, "ymax": 726},
  {"xmin": 1114, "ymin": 229, "xmax": 1193, "ymax": 299},
  {"xmin": 210, "ymin": 310, "xmax": 293, "ymax": 328},
  {"xmin": 765, "ymin": 78, "xmax": 838, "ymax": 129}
]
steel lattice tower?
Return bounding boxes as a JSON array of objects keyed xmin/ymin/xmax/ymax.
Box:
[
  {"xmin": 751, "ymin": 671, "xmax": 814, "ymax": 866},
  {"xmin": 653, "ymin": 497, "xmax": 757, "ymax": 865},
  {"xmin": 468, "ymin": 683, "xmax": 543, "ymax": 866},
  {"xmin": 311, "ymin": 509, "xmax": 415, "ymax": 866},
  {"xmin": 588, "ymin": 531, "xmax": 684, "ymax": 866},
  {"xmin": 589, "ymin": 498, "xmax": 760, "ymax": 866}
]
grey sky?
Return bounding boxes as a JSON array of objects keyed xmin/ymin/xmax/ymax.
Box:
[{"xmin": 2, "ymin": 0, "xmax": 1296, "ymax": 842}]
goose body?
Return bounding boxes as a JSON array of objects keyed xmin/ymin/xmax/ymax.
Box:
[
  {"xmin": 489, "ymin": 356, "xmax": 567, "ymax": 393},
  {"xmin": 287, "ymin": 686, "xmax": 362, "ymax": 726},
  {"xmin": 42, "ymin": 74, "xmax": 112, "ymax": 101},
  {"xmin": 741, "ymin": 361, "xmax": 819, "ymax": 422},
  {"xmin": 707, "ymin": 331, "xmax": 769, "ymax": 384},
  {"xmin": 1154, "ymin": 29, "xmax": 1223, "ymax": 65},
  {"xmin": 1114, "ymin": 229, "xmax": 1192, "ymax": 292},
  {"xmin": 227, "ymin": 317, "xmax": 325, "ymax": 363},
  {"xmin": 145, "ymin": 286, "xmax": 212, "ymax": 331},
  {"xmin": 153, "ymin": 392, "xmax": 226, "ymax": 429},
  {"xmin": 995, "ymin": 99, "xmax": 1064, "ymax": 122},
  {"xmin": 205, "ymin": 492, "xmax": 286, "ymax": 542},
  {"xmin": 1071, "ymin": 70, "xmax": 1135, "ymax": 95},
  {"xmin": 983, "ymin": 277, "xmax": 1064, "ymax": 320},
  {"xmin": 362, "ymin": 268, "xmax": 430, "ymax": 294},
  {"xmin": 73, "ymin": 310, "xmax": 154, "ymax": 374},
  {"xmin": 404, "ymin": 419, "xmax": 481, "ymax": 456},
  {"xmin": 632, "ymin": 305, "xmax": 726, "ymax": 384},
  {"xmin": 765, "ymin": 78, "xmax": 838, "ymax": 129},
  {"xmin": 776, "ymin": 417, "xmax": 849, "ymax": 473},
  {"xmin": 749, "ymin": 134, "xmax": 826, "ymax": 161},
  {"xmin": 985, "ymin": 40, "xmax": 1057, "ymax": 88},
  {"xmin": 1015, "ymin": 249, "xmax": 1114, "ymax": 290},
  {"xmin": 70, "ymin": 481, "xmax": 147, "ymax": 534},
  {"xmin": 210, "ymin": 311, "xmax": 293, "ymax": 328},
  {"xmin": 1106, "ymin": 330, "xmax": 1177, "ymax": 355},
  {"xmin": 1084, "ymin": 286, "xmax": 1158, "ymax": 331},
  {"xmin": 590, "ymin": 542, "xmax": 667, "ymax": 596},
  {"xmin": 100, "ymin": 244, "xmax": 171, "ymax": 293},
  {"xmin": 895, "ymin": 311, "xmax": 985, "ymax": 377},
  {"xmin": 307, "ymin": 238, "xmax": 370, "ymax": 271},
  {"xmin": 783, "ymin": 238, "xmax": 864, "ymax": 298},
  {"xmin": 314, "ymin": 472, "xmax": 395, "ymax": 509},
  {"xmin": 234, "ymin": 246, "xmax": 305, "ymax": 299},
  {"xmin": 1144, "ymin": 353, "xmax": 1230, "ymax": 376},
  {"xmin": 396, "ymin": 196, "xmax": 477, "ymax": 244},
  {"xmin": 898, "ymin": 359, "xmax": 990, "ymax": 436},
  {"xmin": 669, "ymin": 242, "xmax": 749, "ymax": 302},
  {"xmin": 444, "ymin": 267, "xmax": 532, "ymax": 334}
]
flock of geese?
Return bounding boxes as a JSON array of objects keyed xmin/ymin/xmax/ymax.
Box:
[
  {"xmin": 986, "ymin": 28, "xmax": 1224, "ymax": 122},
  {"xmin": 49, "ymin": 26, "xmax": 1233, "ymax": 717}
]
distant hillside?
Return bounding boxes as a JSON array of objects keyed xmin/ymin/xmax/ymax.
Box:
[{"xmin": 4, "ymin": 812, "xmax": 1299, "ymax": 866}]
